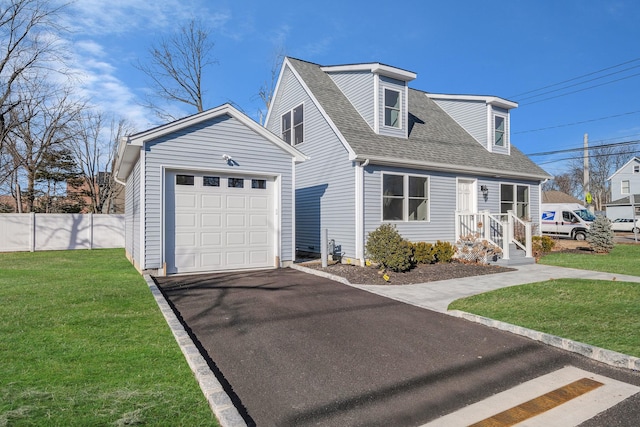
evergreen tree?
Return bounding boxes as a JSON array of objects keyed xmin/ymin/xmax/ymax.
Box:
[{"xmin": 586, "ymin": 215, "xmax": 615, "ymax": 253}]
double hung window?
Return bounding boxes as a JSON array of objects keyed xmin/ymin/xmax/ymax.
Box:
[
  {"xmin": 384, "ymin": 89, "xmax": 401, "ymax": 128},
  {"xmin": 382, "ymin": 174, "xmax": 429, "ymax": 221},
  {"xmin": 500, "ymin": 184, "xmax": 529, "ymax": 218},
  {"xmin": 281, "ymin": 104, "xmax": 304, "ymax": 145}
]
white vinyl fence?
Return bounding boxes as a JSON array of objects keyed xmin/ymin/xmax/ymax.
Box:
[{"xmin": 0, "ymin": 213, "xmax": 125, "ymax": 252}]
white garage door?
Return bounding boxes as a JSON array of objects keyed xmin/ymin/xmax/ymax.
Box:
[{"xmin": 165, "ymin": 171, "xmax": 275, "ymax": 274}]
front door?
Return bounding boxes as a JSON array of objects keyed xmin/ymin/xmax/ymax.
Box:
[{"xmin": 457, "ymin": 179, "xmax": 477, "ymax": 213}]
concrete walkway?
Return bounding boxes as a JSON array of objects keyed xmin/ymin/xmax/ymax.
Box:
[{"xmin": 338, "ymin": 264, "xmax": 640, "ymax": 313}]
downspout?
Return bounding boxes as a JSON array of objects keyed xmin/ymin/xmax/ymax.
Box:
[{"xmin": 355, "ymin": 159, "xmax": 370, "ymax": 265}]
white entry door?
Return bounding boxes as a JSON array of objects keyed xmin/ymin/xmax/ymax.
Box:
[
  {"xmin": 165, "ymin": 171, "xmax": 275, "ymax": 274},
  {"xmin": 457, "ymin": 178, "xmax": 477, "ymax": 213}
]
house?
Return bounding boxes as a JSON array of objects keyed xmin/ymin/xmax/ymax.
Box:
[
  {"xmin": 113, "ymin": 104, "xmax": 306, "ymax": 275},
  {"xmin": 605, "ymin": 157, "xmax": 640, "ymax": 220},
  {"xmin": 542, "ymin": 190, "xmax": 583, "ymax": 205},
  {"xmin": 264, "ymin": 57, "xmax": 551, "ymax": 264}
]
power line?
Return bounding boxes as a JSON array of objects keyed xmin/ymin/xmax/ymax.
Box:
[
  {"xmin": 517, "ymin": 64, "xmax": 640, "ymax": 102},
  {"xmin": 509, "ymin": 57, "xmax": 640, "ymax": 98},
  {"xmin": 536, "ymin": 148, "xmax": 640, "ymax": 166},
  {"xmin": 519, "ymin": 71, "xmax": 640, "ymax": 106},
  {"xmin": 513, "ymin": 110, "xmax": 640, "ymax": 134},
  {"xmin": 527, "ymin": 139, "xmax": 640, "ymax": 157}
]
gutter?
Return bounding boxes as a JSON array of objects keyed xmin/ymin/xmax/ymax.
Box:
[{"xmin": 355, "ymin": 155, "xmax": 552, "ymax": 181}]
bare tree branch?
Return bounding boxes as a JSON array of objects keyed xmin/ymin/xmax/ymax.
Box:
[{"xmin": 136, "ymin": 19, "xmax": 216, "ymax": 121}]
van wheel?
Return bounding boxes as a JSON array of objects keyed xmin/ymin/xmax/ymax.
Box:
[
  {"xmin": 574, "ymin": 231, "xmax": 586, "ymax": 241},
  {"xmin": 633, "ymin": 227, "xmax": 640, "ymax": 234}
]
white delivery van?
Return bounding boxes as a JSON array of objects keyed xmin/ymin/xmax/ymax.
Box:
[{"xmin": 541, "ymin": 203, "xmax": 596, "ymax": 240}]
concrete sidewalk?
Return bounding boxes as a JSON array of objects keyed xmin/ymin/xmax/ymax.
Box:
[{"xmin": 319, "ymin": 263, "xmax": 640, "ymax": 313}]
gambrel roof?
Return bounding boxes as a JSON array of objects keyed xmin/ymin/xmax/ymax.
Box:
[{"xmin": 285, "ymin": 57, "xmax": 551, "ymax": 180}]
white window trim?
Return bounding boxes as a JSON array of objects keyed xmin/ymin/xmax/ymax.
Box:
[
  {"xmin": 281, "ymin": 102, "xmax": 304, "ymax": 145},
  {"xmin": 493, "ymin": 112, "xmax": 508, "ymax": 148},
  {"xmin": 633, "ymin": 165, "xmax": 640, "ymax": 174},
  {"xmin": 621, "ymin": 180, "xmax": 630, "ymax": 195},
  {"xmin": 381, "ymin": 172, "xmax": 430, "ymax": 222},
  {"xmin": 383, "ymin": 88, "xmax": 402, "ymax": 129},
  {"xmin": 499, "ymin": 182, "xmax": 531, "ymax": 218}
]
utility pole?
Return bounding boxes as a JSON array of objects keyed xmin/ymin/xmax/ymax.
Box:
[{"xmin": 583, "ymin": 133, "xmax": 593, "ymax": 212}]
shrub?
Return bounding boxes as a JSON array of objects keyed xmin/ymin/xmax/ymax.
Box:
[
  {"xmin": 365, "ymin": 224, "xmax": 414, "ymax": 272},
  {"xmin": 412, "ymin": 242, "xmax": 436, "ymax": 264},
  {"xmin": 456, "ymin": 233, "xmax": 502, "ymax": 264},
  {"xmin": 434, "ymin": 240, "xmax": 456, "ymax": 263},
  {"xmin": 587, "ymin": 215, "xmax": 615, "ymax": 253},
  {"xmin": 532, "ymin": 235, "xmax": 555, "ymax": 259}
]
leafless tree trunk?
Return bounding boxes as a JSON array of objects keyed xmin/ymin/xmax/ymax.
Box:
[
  {"xmin": 0, "ymin": 0, "xmax": 66, "ymax": 167},
  {"xmin": 68, "ymin": 111, "xmax": 133, "ymax": 213},
  {"xmin": 136, "ymin": 19, "xmax": 216, "ymax": 122},
  {"xmin": 6, "ymin": 81, "xmax": 84, "ymax": 212}
]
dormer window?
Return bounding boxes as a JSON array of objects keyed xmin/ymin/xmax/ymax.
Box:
[
  {"xmin": 384, "ymin": 89, "xmax": 401, "ymax": 128},
  {"xmin": 494, "ymin": 114, "xmax": 506, "ymax": 147},
  {"xmin": 282, "ymin": 104, "xmax": 304, "ymax": 145}
]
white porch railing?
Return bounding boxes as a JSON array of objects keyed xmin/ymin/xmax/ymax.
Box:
[{"xmin": 455, "ymin": 210, "xmax": 532, "ymax": 261}]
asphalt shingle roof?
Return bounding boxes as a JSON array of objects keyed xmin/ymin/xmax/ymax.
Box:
[{"xmin": 288, "ymin": 57, "xmax": 551, "ymax": 180}]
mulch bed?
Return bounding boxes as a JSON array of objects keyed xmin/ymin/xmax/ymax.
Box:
[{"xmin": 302, "ymin": 260, "xmax": 514, "ymax": 286}]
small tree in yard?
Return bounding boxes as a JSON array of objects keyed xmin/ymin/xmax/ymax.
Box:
[
  {"xmin": 587, "ymin": 215, "xmax": 615, "ymax": 253},
  {"xmin": 365, "ymin": 224, "xmax": 413, "ymax": 272}
]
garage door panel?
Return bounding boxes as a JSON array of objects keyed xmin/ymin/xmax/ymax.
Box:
[
  {"xmin": 202, "ymin": 194, "xmax": 222, "ymax": 208},
  {"xmin": 201, "ymin": 232, "xmax": 221, "ymax": 246},
  {"xmin": 226, "ymin": 232, "xmax": 246, "ymax": 246},
  {"xmin": 167, "ymin": 171, "xmax": 275, "ymax": 274},
  {"xmin": 175, "ymin": 232, "xmax": 196, "ymax": 247},
  {"xmin": 227, "ymin": 195, "xmax": 246, "ymax": 209},
  {"xmin": 226, "ymin": 214, "xmax": 246, "ymax": 227},
  {"xmin": 176, "ymin": 194, "xmax": 197, "ymax": 208},
  {"xmin": 201, "ymin": 213, "xmax": 222, "ymax": 227},
  {"xmin": 250, "ymin": 251, "xmax": 268, "ymax": 264},
  {"xmin": 226, "ymin": 251, "xmax": 246, "ymax": 265},
  {"xmin": 250, "ymin": 196, "xmax": 269, "ymax": 209},
  {"xmin": 250, "ymin": 231, "xmax": 268, "ymax": 245},
  {"xmin": 250, "ymin": 214, "xmax": 268, "ymax": 227},
  {"xmin": 175, "ymin": 252, "xmax": 197, "ymax": 268},
  {"xmin": 199, "ymin": 252, "xmax": 222, "ymax": 268}
]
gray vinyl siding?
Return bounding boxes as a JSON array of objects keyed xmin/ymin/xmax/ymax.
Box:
[
  {"xmin": 363, "ymin": 165, "xmax": 458, "ymax": 243},
  {"xmin": 328, "ymin": 71, "xmax": 375, "ymax": 129},
  {"xmin": 125, "ymin": 159, "xmax": 141, "ymax": 269},
  {"xmin": 142, "ymin": 114, "xmax": 295, "ymax": 269},
  {"xmin": 432, "ymin": 99, "xmax": 487, "ymax": 148},
  {"xmin": 271, "ymin": 65, "xmax": 357, "ymax": 257},
  {"xmin": 363, "ymin": 167, "xmax": 543, "ymax": 245},
  {"xmin": 378, "ymin": 76, "xmax": 407, "ymax": 138},
  {"xmin": 610, "ymin": 159, "xmax": 640, "ymax": 201}
]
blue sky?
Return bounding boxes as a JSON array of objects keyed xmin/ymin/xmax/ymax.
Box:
[{"xmin": 61, "ymin": 0, "xmax": 640, "ymax": 176}]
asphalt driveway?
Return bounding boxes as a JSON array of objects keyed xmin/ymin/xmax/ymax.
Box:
[{"xmin": 154, "ymin": 268, "xmax": 640, "ymax": 427}]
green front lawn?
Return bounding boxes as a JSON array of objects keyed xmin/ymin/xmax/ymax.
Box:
[
  {"xmin": 539, "ymin": 243, "xmax": 640, "ymax": 276},
  {"xmin": 450, "ymin": 245, "xmax": 640, "ymax": 358},
  {"xmin": 0, "ymin": 249, "xmax": 219, "ymax": 426}
]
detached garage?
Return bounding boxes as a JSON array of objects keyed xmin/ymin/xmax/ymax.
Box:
[{"xmin": 114, "ymin": 104, "xmax": 306, "ymax": 275}]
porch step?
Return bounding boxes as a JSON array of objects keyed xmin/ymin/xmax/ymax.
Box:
[{"xmin": 494, "ymin": 243, "xmax": 535, "ymax": 267}]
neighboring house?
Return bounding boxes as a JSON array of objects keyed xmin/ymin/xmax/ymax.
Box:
[
  {"xmin": 605, "ymin": 157, "xmax": 640, "ymax": 220},
  {"xmin": 113, "ymin": 104, "xmax": 306, "ymax": 275},
  {"xmin": 542, "ymin": 190, "xmax": 583, "ymax": 205},
  {"xmin": 265, "ymin": 57, "xmax": 551, "ymax": 264}
]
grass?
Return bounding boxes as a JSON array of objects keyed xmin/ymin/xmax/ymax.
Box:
[
  {"xmin": 0, "ymin": 249, "xmax": 219, "ymax": 426},
  {"xmin": 539, "ymin": 243, "xmax": 640, "ymax": 276},
  {"xmin": 449, "ymin": 278, "xmax": 640, "ymax": 357},
  {"xmin": 450, "ymin": 245, "xmax": 640, "ymax": 358}
]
